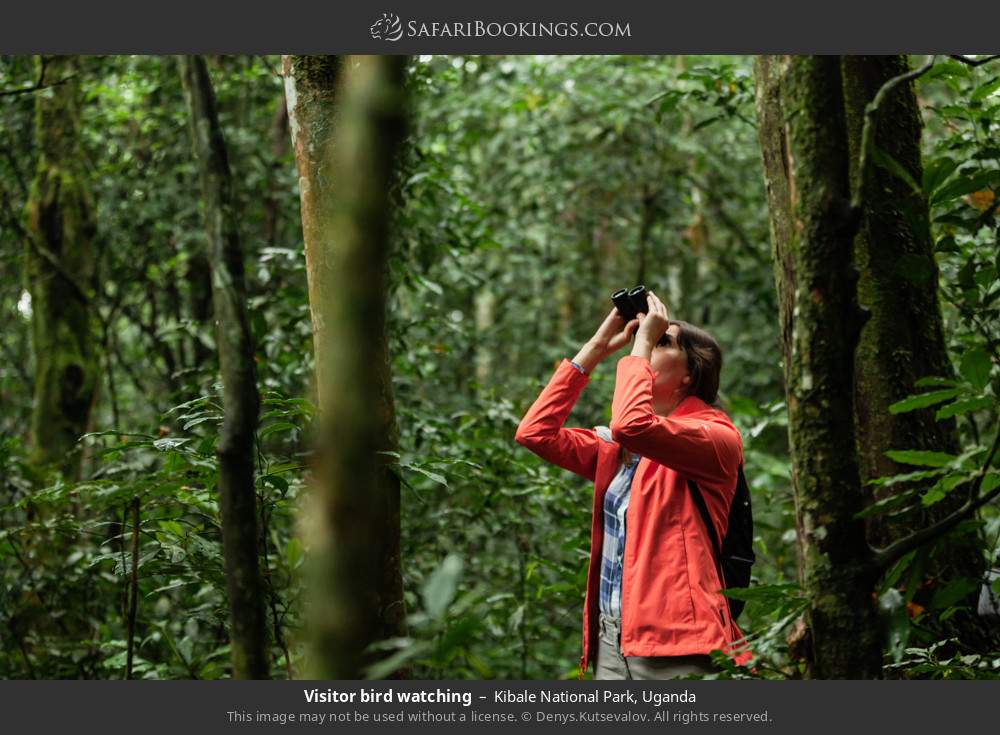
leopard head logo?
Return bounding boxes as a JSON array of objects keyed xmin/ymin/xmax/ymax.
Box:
[{"xmin": 370, "ymin": 12, "xmax": 403, "ymax": 41}]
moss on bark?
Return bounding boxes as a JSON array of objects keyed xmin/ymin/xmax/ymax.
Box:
[
  {"xmin": 24, "ymin": 55, "xmax": 99, "ymax": 481},
  {"xmin": 754, "ymin": 55, "xmax": 882, "ymax": 679},
  {"xmin": 841, "ymin": 55, "xmax": 992, "ymax": 650}
]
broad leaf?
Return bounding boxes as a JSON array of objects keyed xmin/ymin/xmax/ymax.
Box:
[
  {"xmin": 422, "ymin": 553, "xmax": 464, "ymax": 619},
  {"xmin": 959, "ymin": 347, "xmax": 992, "ymax": 390},
  {"xmin": 936, "ymin": 396, "xmax": 992, "ymax": 420},
  {"xmin": 885, "ymin": 450, "xmax": 958, "ymax": 468},
  {"xmin": 889, "ymin": 389, "xmax": 961, "ymax": 414}
]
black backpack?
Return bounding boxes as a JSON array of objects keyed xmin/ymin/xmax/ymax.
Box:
[{"xmin": 686, "ymin": 464, "xmax": 755, "ymax": 620}]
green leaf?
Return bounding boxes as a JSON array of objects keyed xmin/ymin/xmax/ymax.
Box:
[
  {"xmin": 258, "ymin": 422, "xmax": 297, "ymax": 439},
  {"xmin": 152, "ymin": 437, "xmax": 192, "ymax": 452},
  {"xmin": 888, "ymin": 389, "xmax": 961, "ymax": 414},
  {"xmin": 719, "ymin": 583, "xmax": 802, "ymax": 603},
  {"xmin": 261, "ymin": 473, "xmax": 289, "ymax": 495},
  {"xmin": 914, "ymin": 376, "xmax": 958, "ymax": 388},
  {"xmin": 866, "ymin": 468, "xmax": 945, "ymax": 488},
  {"xmin": 922, "ymin": 156, "xmax": 959, "ymax": 195},
  {"xmin": 285, "ymin": 538, "xmax": 303, "ymax": 570},
  {"xmin": 855, "ymin": 490, "xmax": 921, "ymax": 519},
  {"xmin": 182, "ymin": 415, "xmax": 222, "ymax": 430},
  {"xmin": 422, "ymin": 553, "xmax": 463, "ymax": 619},
  {"xmin": 931, "ymin": 170, "xmax": 995, "ymax": 207},
  {"xmin": 880, "ymin": 550, "xmax": 918, "ymax": 595},
  {"xmin": 157, "ymin": 520, "xmax": 184, "ymax": 537},
  {"xmin": 922, "ymin": 473, "xmax": 967, "ymax": 506},
  {"xmin": 930, "ymin": 578, "xmax": 979, "ymax": 609},
  {"xmin": 982, "ymin": 472, "xmax": 1000, "ymax": 495},
  {"xmin": 885, "ymin": 450, "xmax": 958, "ymax": 468},
  {"xmin": 363, "ymin": 641, "xmax": 432, "ymax": 680},
  {"xmin": 872, "ymin": 146, "xmax": 921, "ymax": 195},
  {"xmin": 401, "ymin": 462, "xmax": 448, "ymax": 487},
  {"xmin": 935, "ymin": 396, "xmax": 992, "ymax": 420},
  {"xmin": 971, "ymin": 76, "xmax": 1000, "ymax": 102},
  {"xmin": 959, "ymin": 347, "xmax": 992, "ymax": 390}
]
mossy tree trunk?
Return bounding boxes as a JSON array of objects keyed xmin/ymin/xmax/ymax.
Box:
[
  {"xmin": 754, "ymin": 55, "xmax": 882, "ymax": 679},
  {"xmin": 840, "ymin": 55, "xmax": 993, "ymax": 648},
  {"xmin": 24, "ymin": 55, "xmax": 99, "ymax": 481},
  {"xmin": 285, "ymin": 54, "xmax": 409, "ymax": 679},
  {"xmin": 178, "ymin": 54, "xmax": 270, "ymax": 680}
]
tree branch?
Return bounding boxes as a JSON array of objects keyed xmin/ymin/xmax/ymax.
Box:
[
  {"xmin": 872, "ymin": 427, "xmax": 1000, "ymax": 572},
  {"xmin": 0, "ymin": 56, "xmax": 75, "ymax": 98},
  {"xmin": 947, "ymin": 55, "xmax": 1000, "ymax": 68}
]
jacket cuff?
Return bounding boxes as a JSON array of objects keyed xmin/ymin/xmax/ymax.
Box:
[{"xmin": 559, "ymin": 358, "xmax": 591, "ymax": 384}]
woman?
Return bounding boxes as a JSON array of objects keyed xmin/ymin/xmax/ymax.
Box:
[{"xmin": 514, "ymin": 290, "xmax": 751, "ymax": 680}]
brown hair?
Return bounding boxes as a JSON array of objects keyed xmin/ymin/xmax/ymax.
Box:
[{"xmin": 669, "ymin": 319, "xmax": 723, "ymax": 408}]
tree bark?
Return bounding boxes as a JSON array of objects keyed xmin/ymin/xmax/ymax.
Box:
[
  {"xmin": 178, "ymin": 54, "xmax": 269, "ymax": 680},
  {"xmin": 285, "ymin": 54, "xmax": 409, "ymax": 679},
  {"xmin": 841, "ymin": 55, "xmax": 994, "ymax": 650},
  {"xmin": 282, "ymin": 55, "xmax": 344, "ymax": 407},
  {"xmin": 841, "ymin": 55, "xmax": 985, "ymax": 559},
  {"xmin": 24, "ymin": 54, "xmax": 99, "ymax": 480},
  {"xmin": 754, "ymin": 55, "xmax": 882, "ymax": 678}
]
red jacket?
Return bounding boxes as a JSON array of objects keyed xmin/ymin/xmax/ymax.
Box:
[{"xmin": 514, "ymin": 355, "xmax": 752, "ymax": 678}]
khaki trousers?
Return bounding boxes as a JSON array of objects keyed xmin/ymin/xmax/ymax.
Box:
[{"xmin": 594, "ymin": 613, "xmax": 718, "ymax": 680}]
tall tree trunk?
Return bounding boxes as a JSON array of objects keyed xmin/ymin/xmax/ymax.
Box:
[
  {"xmin": 285, "ymin": 54, "xmax": 409, "ymax": 679},
  {"xmin": 754, "ymin": 55, "xmax": 882, "ymax": 679},
  {"xmin": 843, "ymin": 55, "xmax": 963, "ymax": 540},
  {"xmin": 24, "ymin": 54, "xmax": 99, "ymax": 481},
  {"xmin": 282, "ymin": 55, "xmax": 344, "ymax": 406},
  {"xmin": 841, "ymin": 55, "xmax": 992, "ymax": 647},
  {"xmin": 178, "ymin": 54, "xmax": 269, "ymax": 680}
]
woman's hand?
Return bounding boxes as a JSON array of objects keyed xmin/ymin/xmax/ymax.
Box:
[
  {"xmin": 632, "ymin": 290, "xmax": 670, "ymax": 358},
  {"xmin": 571, "ymin": 308, "xmax": 640, "ymax": 373}
]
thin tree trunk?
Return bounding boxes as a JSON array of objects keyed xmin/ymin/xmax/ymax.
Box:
[
  {"xmin": 24, "ymin": 54, "xmax": 99, "ymax": 481},
  {"xmin": 285, "ymin": 54, "xmax": 409, "ymax": 679},
  {"xmin": 178, "ymin": 54, "xmax": 269, "ymax": 680},
  {"xmin": 754, "ymin": 55, "xmax": 882, "ymax": 679},
  {"xmin": 282, "ymin": 55, "xmax": 344, "ymax": 407},
  {"xmin": 125, "ymin": 496, "xmax": 140, "ymax": 679}
]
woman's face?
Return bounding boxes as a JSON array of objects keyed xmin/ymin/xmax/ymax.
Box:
[{"xmin": 649, "ymin": 324, "xmax": 690, "ymax": 404}]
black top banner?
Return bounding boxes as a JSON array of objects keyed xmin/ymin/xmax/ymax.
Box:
[{"xmin": 1, "ymin": 0, "xmax": 998, "ymax": 54}]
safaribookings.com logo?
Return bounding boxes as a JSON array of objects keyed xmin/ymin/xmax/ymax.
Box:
[{"xmin": 370, "ymin": 13, "xmax": 631, "ymax": 41}]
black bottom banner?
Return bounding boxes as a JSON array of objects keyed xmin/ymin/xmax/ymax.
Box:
[{"xmin": 0, "ymin": 680, "xmax": 991, "ymax": 733}]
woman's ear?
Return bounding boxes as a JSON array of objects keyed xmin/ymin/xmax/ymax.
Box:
[{"xmin": 682, "ymin": 375, "xmax": 691, "ymax": 385}]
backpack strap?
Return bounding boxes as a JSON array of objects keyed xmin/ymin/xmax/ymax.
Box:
[
  {"xmin": 688, "ymin": 473, "xmax": 739, "ymax": 641},
  {"xmin": 687, "ymin": 477, "xmax": 723, "ymax": 565}
]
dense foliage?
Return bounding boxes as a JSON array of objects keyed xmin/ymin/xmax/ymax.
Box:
[{"xmin": 0, "ymin": 54, "xmax": 997, "ymax": 679}]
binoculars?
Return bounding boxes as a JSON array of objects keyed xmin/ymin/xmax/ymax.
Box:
[{"xmin": 611, "ymin": 285, "xmax": 649, "ymax": 323}]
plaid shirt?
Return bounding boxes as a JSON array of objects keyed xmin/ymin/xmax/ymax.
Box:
[
  {"xmin": 566, "ymin": 360, "xmax": 642, "ymax": 621},
  {"xmin": 598, "ymin": 452, "xmax": 640, "ymax": 620}
]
